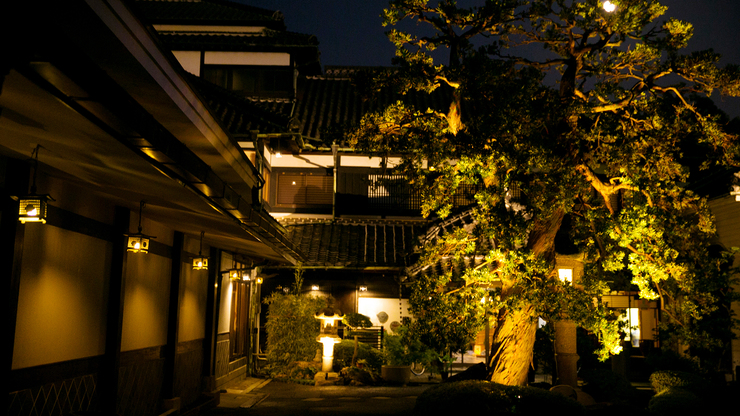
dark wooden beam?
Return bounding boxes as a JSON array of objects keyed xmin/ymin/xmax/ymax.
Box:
[
  {"xmin": 98, "ymin": 206, "xmax": 129, "ymax": 414},
  {"xmin": 202, "ymin": 247, "xmax": 220, "ymax": 388},
  {"xmin": 163, "ymin": 231, "xmax": 184, "ymax": 399},
  {"xmin": 2, "ymin": 157, "xmax": 29, "ymax": 407}
]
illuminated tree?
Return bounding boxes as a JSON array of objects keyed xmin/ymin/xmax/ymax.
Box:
[{"xmin": 349, "ymin": 0, "xmax": 740, "ymax": 385}]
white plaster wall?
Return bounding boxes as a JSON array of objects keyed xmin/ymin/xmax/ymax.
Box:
[
  {"xmin": 179, "ymin": 261, "xmax": 208, "ymax": 342},
  {"xmin": 13, "ymin": 225, "xmax": 111, "ymax": 369},
  {"xmin": 172, "ymin": 51, "xmax": 202, "ymax": 76},
  {"xmin": 357, "ymin": 297, "xmax": 412, "ymax": 334},
  {"xmin": 121, "ymin": 242, "xmax": 171, "ymax": 352},
  {"xmin": 204, "ymin": 51, "xmax": 290, "ymax": 66}
]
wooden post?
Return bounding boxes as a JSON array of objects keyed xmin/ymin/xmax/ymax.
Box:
[{"xmin": 98, "ymin": 206, "xmax": 130, "ymax": 414}]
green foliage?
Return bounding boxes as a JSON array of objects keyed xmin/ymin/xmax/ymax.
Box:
[
  {"xmin": 264, "ymin": 290, "xmax": 326, "ymax": 372},
  {"xmin": 413, "ymin": 380, "xmax": 585, "ymax": 415},
  {"xmin": 404, "ymin": 270, "xmax": 486, "ymax": 360},
  {"xmin": 648, "ymin": 387, "xmax": 701, "ymax": 416},
  {"xmin": 333, "ymin": 339, "xmax": 384, "ymax": 372},
  {"xmin": 649, "ymin": 370, "xmax": 709, "ymax": 397},
  {"xmin": 351, "ymin": 0, "xmax": 740, "ymax": 379},
  {"xmin": 342, "ymin": 312, "xmax": 373, "ymax": 329},
  {"xmin": 384, "ymin": 325, "xmax": 438, "ymax": 367}
]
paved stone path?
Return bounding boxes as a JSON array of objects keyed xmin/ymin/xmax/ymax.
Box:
[{"xmin": 205, "ymin": 377, "xmax": 435, "ymax": 415}]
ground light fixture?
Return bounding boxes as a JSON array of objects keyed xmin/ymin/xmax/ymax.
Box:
[
  {"xmin": 311, "ymin": 284, "xmax": 320, "ymax": 291},
  {"xmin": 192, "ymin": 231, "xmax": 208, "ymax": 270},
  {"xmin": 13, "ymin": 145, "xmax": 54, "ymax": 224},
  {"xmin": 315, "ymin": 306, "xmax": 344, "ymax": 372},
  {"xmin": 603, "ymin": 1, "xmax": 616, "ymax": 12},
  {"xmin": 125, "ymin": 201, "xmax": 156, "ymax": 253}
]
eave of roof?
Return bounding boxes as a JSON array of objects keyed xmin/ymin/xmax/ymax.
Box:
[
  {"xmin": 294, "ymin": 67, "xmax": 453, "ymax": 145},
  {"xmin": 133, "ymin": 0, "xmax": 286, "ymax": 30},
  {"xmin": 186, "ymin": 73, "xmax": 295, "ymax": 135},
  {"xmin": 279, "ymin": 218, "xmax": 428, "ymax": 269}
]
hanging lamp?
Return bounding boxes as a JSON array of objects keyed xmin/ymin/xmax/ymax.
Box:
[
  {"xmin": 13, "ymin": 145, "xmax": 54, "ymax": 224},
  {"xmin": 192, "ymin": 231, "xmax": 208, "ymax": 270},
  {"xmin": 125, "ymin": 201, "xmax": 156, "ymax": 253}
]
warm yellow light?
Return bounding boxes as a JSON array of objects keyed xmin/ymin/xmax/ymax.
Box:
[
  {"xmin": 603, "ymin": 1, "xmax": 616, "ymax": 12},
  {"xmin": 312, "ymin": 284, "xmax": 319, "ymax": 291},
  {"xmin": 127, "ymin": 235, "xmax": 150, "ymax": 253},
  {"xmin": 17, "ymin": 197, "xmax": 49, "ymax": 224},
  {"xmin": 359, "ymin": 286, "xmax": 368, "ymax": 292},
  {"xmin": 193, "ymin": 257, "xmax": 208, "ymax": 270},
  {"xmin": 275, "ymin": 152, "xmax": 282, "ymax": 158},
  {"xmin": 256, "ymin": 277, "xmax": 263, "ymax": 284},
  {"xmin": 558, "ymin": 268, "xmax": 573, "ymax": 284}
]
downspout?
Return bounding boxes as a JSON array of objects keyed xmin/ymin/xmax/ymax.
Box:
[{"xmin": 332, "ymin": 143, "xmax": 339, "ymax": 220}]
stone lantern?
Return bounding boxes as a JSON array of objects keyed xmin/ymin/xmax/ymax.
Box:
[{"xmin": 315, "ymin": 306, "xmax": 343, "ymax": 372}]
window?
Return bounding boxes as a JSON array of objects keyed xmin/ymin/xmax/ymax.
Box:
[
  {"xmin": 202, "ymin": 65, "xmax": 294, "ymax": 97},
  {"xmin": 276, "ymin": 172, "xmax": 332, "ymax": 206}
]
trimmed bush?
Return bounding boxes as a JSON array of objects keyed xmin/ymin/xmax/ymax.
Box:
[
  {"xmin": 413, "ymin": 380, "xmax": 585, "ymax": 416},
  {"xmin": 649, "ymin": 370, "xmax": 708, "ymax": 397},
  {"xmin": 648, "ymin": 387, "xmax": 701, "ymax": 416},
  {"xmin": 333, "ymin": 339, "xmax": 384, "ymax": 372},
  {"xmin": 580, "ymin": 368, "xmax": 637, "ymax": 404}
]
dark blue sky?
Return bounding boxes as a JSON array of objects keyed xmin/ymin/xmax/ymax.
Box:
[{"xmin": 243, "ymin": 0, "xmax": 740, "ymax": 118}]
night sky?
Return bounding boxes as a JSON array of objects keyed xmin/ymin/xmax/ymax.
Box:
[{"xmin": 241, "ymin": 0, "xmax": 740, "ymax": 118}]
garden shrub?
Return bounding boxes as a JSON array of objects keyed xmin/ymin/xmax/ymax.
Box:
[
  {"xmin": 333, "ymin": 339, "xmax": 384, "ymax": 372},
  {"xmin": 264, "ymin": 290, "xmax": 326, "ymax": 374},
  {"xmin": 645, "ymin": 350, "xmax": 701, "ymax": 374},
  {"xmin": 413, "ymin": 380, "xmax": 585, "ymax": 416},
  {"xmin": 648, "ymin": 387, "xmax": 701, "ymax": 416},
  {"xmin": 580, "ymin": 368, "xmax": 637, "ymax": 404},
  {"xmin": 343, "ymin": 312, "xmax": 373, "ymax": 329},
  {"xmin": 649, "ymin": 370, "xmax": 709, "ymax": 397}
]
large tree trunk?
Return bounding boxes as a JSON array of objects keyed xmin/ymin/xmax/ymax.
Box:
[
  {"xmin": 488, "ymin": 209, "xmax": 565, "ymax": 385},
  {"xmin": 488, "ymin": 306, "xmax": 538, "ymax": 385}
]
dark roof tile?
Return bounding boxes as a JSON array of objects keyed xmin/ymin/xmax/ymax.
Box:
[
  {"xmin": 282, "ymin": 218, "xmax": 426, "ymax": 269},
  {"xmin": 134, "ymin": 0, "xmax": 285, "ymax": 29},
  {"xmin": 294, "ymin": 68, "xmax": 452, "ymax": 145}
]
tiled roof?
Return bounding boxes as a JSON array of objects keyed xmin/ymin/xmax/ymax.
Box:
[
  {"xmin": 155, "ymin": 30, "xmax": 318, "ymax": 51},
  {"xmin": 186, "ymin": 73, "xmax": 293, "ymax": 135},
  {"xmin": 294, "ymin": 67, "xmax": 453, "ymax": 145},
  {"xmin": 156, "ymin": 32, "xmax": 322, "ymax": 75},
  {"xmin": 133, "ymin": 0, "xmax": 286, "ymax": 29},
  {"xmin": 282, "ymin": 218, "xmax": 427, "ymax": 269},
  {"xmin": 405, "ymin": 209, "xmax": 494, "ymax": 279}
]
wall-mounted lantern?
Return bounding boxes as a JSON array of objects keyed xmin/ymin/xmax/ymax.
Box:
[
  {"xmin": 192, "ymin": 231, "xmax": 208, "ymax": 270},
  {"xmin": 359, "ymin": 285, "xmax": 368, "ymax": 292},
  {"xmin": 13, "ymin": 145, "xmax": 54, "ymax": 224},
  {"xmin": 125, "ymin": 201, "xmax": 156, "ymax": 254}
]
